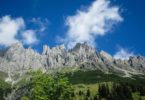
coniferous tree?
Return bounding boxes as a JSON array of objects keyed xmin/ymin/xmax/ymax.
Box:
[
  {"xmin": 130, "ymin": 84, "xmax": 137, "ymax": 92},
  {"xmin": 87, "ymin": 89, "xmax": 91, "ymax": 97},
  {"xmin": 98, "ymin": 84, "xmax": 108, "ymax": 98},
  {"xmin": 106, "ymin": 83, "xmax": 110, "ymax": 96},
  {"xmin": 122, "ymin": 84, "xmax": 133, "ymax": 100},
  {"xmin": 98, "ymin": 84, "xmax": 101, "ymax": 98},
  {"xmin": 139, "ymin": 86, "xmax": 145, "ymax": 96},
  {"xmin": 71, "ymin": 91, "xmax": 75, "ymax": 97},
  {"xmin": 79, "ymin": 90, "xmax": 82, "ymax": 96},
  {"xmin": 93, "ymin": 95, "xmax": 98, "ymax": 100}
]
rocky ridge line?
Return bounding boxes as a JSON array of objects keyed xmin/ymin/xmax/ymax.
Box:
[{"xmin": 0, "ymin": 42, "xmax": 145, "ymax": 82}]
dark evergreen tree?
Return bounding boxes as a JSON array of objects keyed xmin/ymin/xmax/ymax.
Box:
[
  {"xmin": 79, "ymin": 90, "xmax": 82, "ymax": 96},
  {"xmin": 110, "ymin": 83, "xmax": 133, "ymax": 100},
  {"xmin": 87, "ymin": 89, "xmax": 91, "ymax": 97},
  {"xmin": 106, "ymin": 83, "xmax": 110, "ymax": 95},
  {"xmin": 139, "ymin": 86, "xmax": 145, "ymax": 96},
  {"xmin": 122, "ymin": 83, "xmax": 133, "ymax": 100},
  {"xmin": 98, "ymin": 84, "xmax": 101, "ymax": 98},
  {"xmin": 130, "ymin": 84, "xmax": 137, "ymax": 92},
  {"xmin": 107, "ymin": 94, "xmax": 115, "ymax": 100},
  {"xmin": 71, "ymin": 91, "xmax": 75, "ymax": 97},
  {"xmin": 98, "ymin": 84, "xmax": 108, "ymax": 98},
  {"xmin": 93, "ymin": 95, "xmax": 98, "ymax": 100}
]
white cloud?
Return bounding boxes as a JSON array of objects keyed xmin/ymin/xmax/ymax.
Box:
[
  {"xmin": 22, "ymin": 30, "xmax": 38, "ymax": 45},
  {"xmin": 113, "ymin": 48, "xmax": 135, "ymax": 60},
  {"xmin": 63, "ymin": 0, "xmax": 123, "ymax": 48},
  {"xmin": 0, "ymin": 16, "xmax": 24, "ymax": 46},
  {"xmin": 0, "ymin": 15, "xmax": 39, "ymax": 46}
]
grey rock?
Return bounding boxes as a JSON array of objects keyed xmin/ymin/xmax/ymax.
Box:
[
  {"xmin": 0, "ymin": 42, "xmax": 145, "ymax": 82},
  {"xmin": 100, "ymin": 50, "xmax": 113, "ymax": 62}
]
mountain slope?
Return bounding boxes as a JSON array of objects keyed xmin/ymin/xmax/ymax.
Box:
[{"xmin": 0, "ymin": 42, "xmax": 145, "ymax": 82}]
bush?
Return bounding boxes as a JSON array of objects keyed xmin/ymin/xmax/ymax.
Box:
[
  {"xmin": 22, "ymin": 70, "xmax": 74, "ymax": 100},
  {"xmin": 0, "ymin": 79, "xmax": 11, "ymax": 100}
]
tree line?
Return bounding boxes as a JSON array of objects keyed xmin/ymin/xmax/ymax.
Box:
[{"xmin": 72, "ymin": 82, "xmax": 145, "ymax": 100}]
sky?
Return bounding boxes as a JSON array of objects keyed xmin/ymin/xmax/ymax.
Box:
[{"xmin": 0, "ymin": 0, "xmax": 145, "ymax": 60}]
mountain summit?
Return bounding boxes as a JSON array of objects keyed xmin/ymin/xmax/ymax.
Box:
[{"xmin": 0, "ymin": 42, "xmax": 145, "ymax": 82}]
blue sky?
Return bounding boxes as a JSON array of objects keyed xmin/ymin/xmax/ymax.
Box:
[{"xmin": 0, "ymin": 0, "xmax": 145, "ymax": 59}]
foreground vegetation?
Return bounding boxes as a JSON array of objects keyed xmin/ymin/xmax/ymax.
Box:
[
  {"xmin": 0, "ymin": 79, "xmax": 11, "ymax": 100},
  {"xmin": 0, "ymin": 69, "xmax": 145, "ymax": 100},
  {"xmin": 66, "ymin": 70, "xmax": 145, "ymax": 100},
  {"xmin": 16, "ymin": 70, "xmax": 74, "ymax": 100}
]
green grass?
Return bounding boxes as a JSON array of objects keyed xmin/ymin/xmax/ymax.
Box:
[
  {"xmin": 0, "ymin": 71, "xmax": 8, "ymax": 80},
  {"xmin": 64, "ymin": 70, "xmax": 145, "ymax": 100},
  {"xmin": 132, "ymin": 92, "xmax": 140, "ymax": 100},
  {"xmin": 73, "ymin": 82, "xmax": 112, "ymax": 97},
  {"xmin": 73, "ymin": 83, "xmax": 145, "ymax": 100},
  {"xmin": 66, "ymin": 70, "xmax": 145, "ymax": 85},
  {"xmin": 2, "ymin": 67, "xmax": 145, "ymax": 100}
]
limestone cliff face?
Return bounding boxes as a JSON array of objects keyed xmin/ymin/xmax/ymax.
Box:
[{"xmin": 0, "ymin": 42, "xmax": 145, "ymax": 80}]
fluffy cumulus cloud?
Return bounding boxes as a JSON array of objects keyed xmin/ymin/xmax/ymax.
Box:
[
  {"xmin": 22, "ymin": 30, "xmax": 38, "ymax": 45},
  {"xmin": 113, "ymin": 48, "xmax": 135, "ymax": 60},
  {"xmin": 0, "ymin": 16, "xmax": 24, "ymax": 46},
  {"xmin": 63, "ymin": 0, "xmax": 123, "ymax": 48},
  {"xmin": 0, "ymin": 15, "xmax": 40, "ymax": 46}
]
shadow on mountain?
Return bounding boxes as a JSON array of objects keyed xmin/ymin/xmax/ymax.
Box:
[{"xmin": 66, "ymin": 70, "xmax": 145, "ymax": 85}]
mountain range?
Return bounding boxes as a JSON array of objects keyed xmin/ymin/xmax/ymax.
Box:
[{"xmin": 0, "ymin": 42, "xmax": 145, "ymax": 83}]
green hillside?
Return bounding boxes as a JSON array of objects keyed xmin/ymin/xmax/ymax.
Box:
[
  {"xmin": 65, "ymin": 70, "xmax": 145, "ymax": 100},
  {"xmin": 0, "ymin": 69, "xmax": 145, "ymax": 100}
]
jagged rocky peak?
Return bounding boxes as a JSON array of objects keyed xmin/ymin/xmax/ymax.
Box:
[
  {"xmin": 43, "ymin": 42, "xmax": 95, "ymax": 56},
  {"xmin": 5, "ymin": 42, "xmax": 40, "ymax": 59},
  {"xmin": 0, "ymin": 43, "xmax": 45, "ymax": 76},
  {"xmin": 0, "ymin": 42, "xmax": 145, "ymax": 79},
  {"xmin": 42, "ymin": 44, "xmax": 66, "ymax": 56},
  {"xmin": 51, "ymin": 44, "xmax": 65, "ymax": 52},
  {"xmin": 128, "ymin": 56, "xmax": 145, "ymax": 69},
  {"xmin": 9, "ymin": 42, "xmax": 24, "ymax": 50},
  {"xmin": 72, "ymin": 42, "xmax": 92, "ymax": 50},
  {"xmin": 42, "ymin": 45, "xmax": 50, "ymax": 55},
  {"xmin": 4, "ymin": 42, "xmax": 25, "ymax": 59},
  {"xmin": 100, "ymin": 50, "xmax": 113, "ymax": 62},
  {"xmin": 130, "ymin": 55, "xmax": 145, "ymax": 61},
  {"xmin": 71, "ymin": 42, "xmax": 96, "ymax": 53}
]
